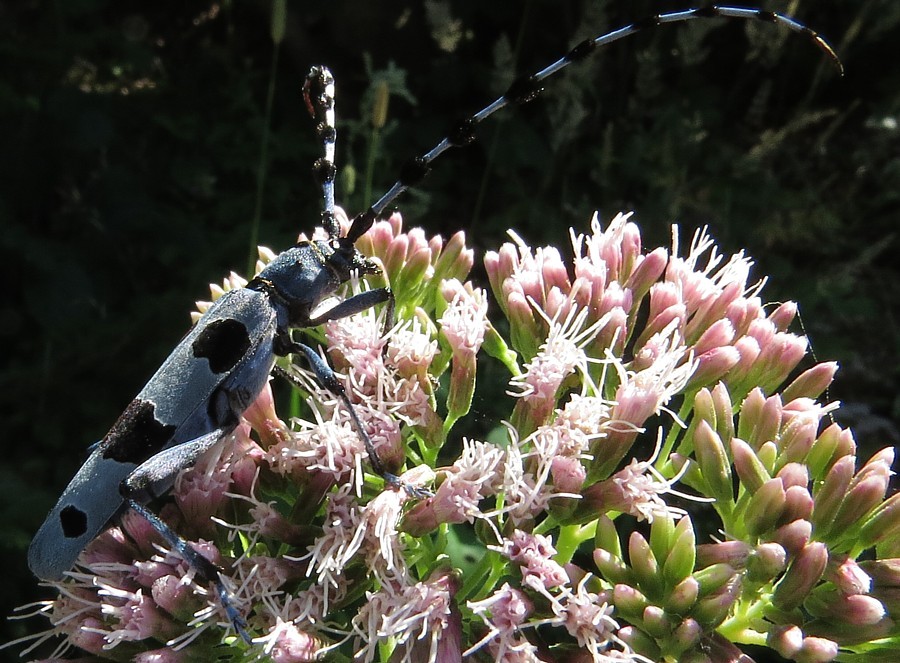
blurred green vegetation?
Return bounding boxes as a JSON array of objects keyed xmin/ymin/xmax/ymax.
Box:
[{"xmin": 1, "ymin": 0, "xmax": 897, "ymax": 654}]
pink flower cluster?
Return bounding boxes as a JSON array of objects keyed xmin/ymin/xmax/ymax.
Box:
[{"xmin": 15, "ymin": 210, "xmax": 899, "ymax": 663}]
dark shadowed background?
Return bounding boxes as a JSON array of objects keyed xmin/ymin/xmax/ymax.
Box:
[{"xmin": 1, "ymin": 1, "xmax": 897, "ymax": 657}]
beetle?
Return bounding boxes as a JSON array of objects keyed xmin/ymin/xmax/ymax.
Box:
[
  {"xmin": 27, "ymin": 67, "xmax": 402, "ymax": 639},
  {"xmin": 27, "ymin": 5, "xmax": 841, "ymax": 643}
]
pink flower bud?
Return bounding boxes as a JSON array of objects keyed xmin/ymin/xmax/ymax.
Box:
[
  {"xmin": 773, "ymin": 541, "xmax": 828, "ymax": 610},
  {"xmin": 805, "ymin": 422, "xmax": 850, "ymax": 480},
  {"xmin": 731, "ymin": 437, "xmax": 771, "ymax": 493},
  {"xmin": 628, "ymin": 532, "xmax": 660, "ymax": 590},
  {"xmin": 687, "ymin": 346, "xmax": 741, "ymax": 389},
  {"xmin": 747, "ymin": 542, "xmax": 786, "ymax": 582},
  {"xmin": 693, "ymin": 420, "xmax": 733, "ymax": 502},
  {"xmin": 693, "ymin": 576, "xmax": 741, "ymax": 627},
  {"xmin": 694, "ymin": 563, "xmax": 739, "ymax": 596},
  {"xmin": 736, "ymin": 388, "xmax": 775, "ymax": 449},
  {"xmin": 808, "ymin": 589, "xmax": 885, "ymax": 626},
  {"xmin": 782, "ymin": 485, "xmax": 815, "ymax": 523},
  {"xmin": 797, "ymin": 635, "xmax": 839, "ymax": 662},
  {"xmin": 859, "ymin": 493, "xmax": 900, "ymax": 554},
  {"xmin": 151, "ymin": 574, "xmax": 204, "ymax": 622},
  {"xmin": 550, "ymin": 455, "xmax": 586, "ymax": 494},
  {"xmin": 778, "ymin": 462, "xmax": 810, "ymax": 489},
  {"xmin": 811, "ymin": 455, "xmax": 856, "ymax": 536},
  {"xmin": 692, "ymin": 319, "xmax": 736, "ymax": 355},
  {"xmin": 853, "ymin": 447, "xmax": 895, "ymax": 487},
  {"xmin": 781, "ymin": 362, "xmax": 838, "ymax": 402},
  {"xmin": 833, "ymin": 475, "xmax": 890, "ymax": 533},
  {"xmin": 773, "ymin": 519, "xmax": 813, "ymax": 555},
  {"xmin": 625, "ymin": 247, "xmax": 668, "ymax": 303},
  {"xmin": 768, "ymin": 624, "xmax": 804, "ymax": 658},
  {"xmin": 745, "ymin": 478, "xmax": 786, "ymax": 537},
  {"xmin": 69, "ymin": 616, "xmax": 111, "ymax": 655},
  {"xmin": 613, "ymin": 583, "xmax": 648, "ymax": 616},
  {"xmin": 647, "ymin": 281, "xmax": 681, "ymax": 322},
  {"xmin": 779, "ymin": 415, "xmax": 818, "ymax": 465},
  {"xmin": 666, "ymin": 576, "xmax": 700, "ymax": 614},
  {"xmin": 827, "ymin": 555, "xmax": 872, "ymax": 595},
  {"xmin": 862, "ymin": 558, "xmax": 900, "ymax": 588},
  {"xmin": 135, "ymin": 648, "xmax": 188, "ymax": 663},
  {"xmin": 672, "ymin": 617, "xmax": 703, "ymax": 653},
  {"xmin": 435, "ymin": 230, "xmax": 472, "ymax": 283},
  {"xmin": 758, "ymin": 332, "xmax": 808, "ymax": 393},
  {"xmin": 696, "ymin": 541, "xmax": 752, "ymax": 569},
  {"xmin": 767, "ymin": 300, "xmax": 798, "ymax": 331}
]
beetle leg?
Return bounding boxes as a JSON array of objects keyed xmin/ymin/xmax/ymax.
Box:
[
  {"xmin": 120, "ymin": 428, "xmax": 251, "ymax": 642},
  {"xmin": 126, "ymin": 499, "xmax": 251, "ymax": 643},
  {"xmin": 306, "ymin": 287, "xmax": 392, "ymax": 327}
]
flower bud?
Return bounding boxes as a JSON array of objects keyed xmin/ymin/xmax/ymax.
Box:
[
  {"xmin": 745, "ymin": 478, "xmax": 786, "ymax": 537},
  {"xmin": 773, "ymin": 519, "xmax": 813, "ymax": 555},
  {"xmin": 136, "ymin": 649, "xmax": 189, "ymax": 663},
  {"xmin": 859, "ymin": 492, "xmax": 900, "ymax": 548},
  {"xmin": 613, "ymin": 583, "xmax": 648, "ymax": 618},
  {"xmin": 781, "ymin": 362, "xmax": 838, "ymax": 402},
  {"xmin": 737, "ymin": 387, "xmax": 765, "ymax": 442},
  {"xmin": 693, "ymin": 577, "xmax": 741, "ymax": 627},
  {"xmin": 805, "ymin": 422, "xmax": 843, "ymax": 480},
  {"xmin": 861, "ymin": 558, "xmax": 900, "ymax": 588},
  {"xmin": 625, "ymin": 247, "xmax": 668, "ymax": 304},
  {"xmin": 435, "ymin": 230, "xmax": 473, "ymax": 283},
  {"xmin": 832, "ymin": 475, "xmax": 890, "ymax": 534},
  {"xmin": 778, "ymin": 415, "xmax": 817, "ymax": 466},
  {"xmin": 747, "ymin": 542, "xmax": 786, "ymax": 582},
  {"xmin": 694, "ymin": 563, "xmax": 738, "ymax": 596},
  {"xmin": 768, "ymin": 300, "xmax": 798, "ymax": 331},
  {"xmin": 807, "ymin": 588, "xmax": 886, "ymax": 626},
  {"xmin": 629, "ymin": 532, "xmax": 662, "ymax": 596},
  {"xmin": 660, "ymin": 574, "xmax": 696, "ymax": 615},
  {"xmin": 781, "ymin": 485, "xmax": 815, "ymax": 523},
  {"xmin": 773, "ymin": 458, "xmax": 806, "ymax": 486},
  {"xmin": 686, "ymin": 346, "xmax": 741, "ymax": 389},
  {"xmin": 692, "ymin": 319, "xmax": 736, "ymax": 356},
  {"xmin": 642, "ymin": 605, "xmax": 671, "ymax": 638},
  {"xmin": 711, "ymin": 381, "xmax": 735, "ymax": 441},
  {"xmin": 593, "ymin": 547, "xmax": 630, "ymax": 585},
  {"xmin": 692, "ymin": 388, "xmax": 716, "ymax": 427},
  {"xmin": 696, "ymin": 541, "xmax": 751, "ymax": 569},
  {"xmin": 768, "ymin": 624, "xmax": 804, "ymax": 658},
  {"xmin": 550, "ymin": 455, "xmax": 586, "ymax": 494},
  {"xmin": 618, "ymin": 625, "xmax": 661, "ymax": 659},
  {"xmin": 811, "ymin": 455, "xmax": 855, "ymax": 536},
  {"xmin": 693, "ymin": 420, "xmax": 733, "ymax": 503},
  {"xmin": 731, "ymin": 437, "xmax": 770, "ymax": 493},
  {"xmin": 772, "ymin": 542, "xmax": 828, "ymax": 611},
  {"xmin": 269, "ymin": 622, "xmax": 324, "ymax": 663},
  {"xmin": 758, "ymin": 332, "xmax": 808, "ymax": 394},
  {"xmin": 796, "ymin": 636, "xmax": 839, "ymax": 663},
  {"xmin": 671, "ymin": 617, "xmax": 702, "ymax": 654},
  {"xmin": 664, "ymin": 516, "xmax": 697, "ymax": 587}
]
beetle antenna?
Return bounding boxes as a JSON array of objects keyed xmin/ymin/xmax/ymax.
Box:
[
  {"xmin": 303, "ymin": 65, "xmax": 340, "ymax": 239},
  {"xmin": 353, "ymin": 5, "xmax": 842, "ymax": 223}
]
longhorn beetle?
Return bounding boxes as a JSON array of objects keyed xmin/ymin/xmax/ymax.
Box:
[{"xmin": 28, "ymin": 5, "xmax": 841, "ymax": 644}]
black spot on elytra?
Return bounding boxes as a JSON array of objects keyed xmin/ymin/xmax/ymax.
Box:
[
  {"xmin": 102, "ymin": 399, "xmax": 177, "ymax": 463},
  {"xmin": 59, "ymin": 504, "xmax": 88, "ymax": 538},
  {"xmin": 192, "ymin": 318, "xmax": 251, "ymax": 374}
]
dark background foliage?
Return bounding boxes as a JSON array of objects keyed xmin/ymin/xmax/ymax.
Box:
[{"xmin": 1, "ymin": 0, "xmax": 897, "ymax": 656}]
